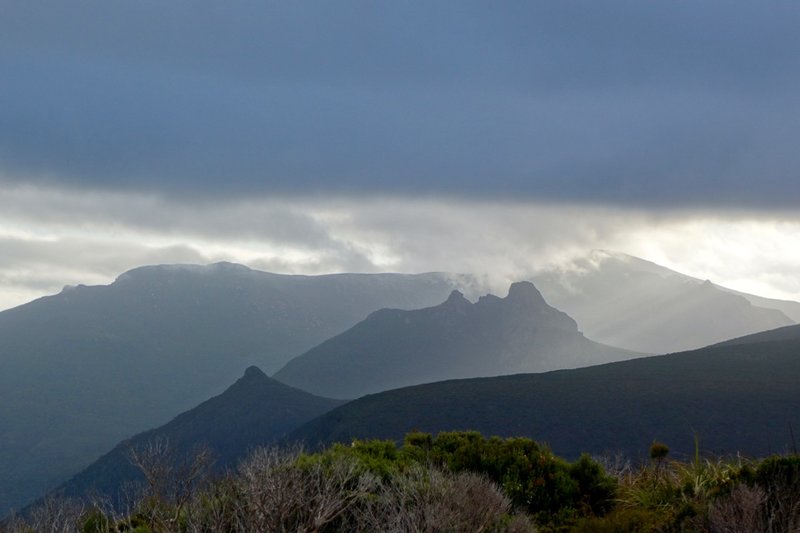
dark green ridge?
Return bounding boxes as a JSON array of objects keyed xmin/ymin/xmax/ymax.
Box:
[{"xmin": 289, "ymin": 337, "xmax": 800, "ymax": 461}]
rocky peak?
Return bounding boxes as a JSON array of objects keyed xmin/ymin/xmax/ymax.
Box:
[
  {"xmin": 443, "ymin": 289, "xmax": 471, "ymax": 307},
  {"xmin": 505, "ymin": 281, "xmax": 546, "ymax": 306},
  {"xmin": 242, "ymin": 365, "xmax": 267, "ymax": 380}
]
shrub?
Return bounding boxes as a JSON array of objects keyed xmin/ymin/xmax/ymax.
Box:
[
  {"xmin": 570, "ymin": 454, "xmax": 618, "ymax": 515},
  {"xmin": 572, "ymin": 506, "xmax": 672, "ymax": 532},
  {"xmin": 649, "ymin": 442, "xmax": 669, "ymax": 462},
  {"xmin": 357, "ymin": 465, "xmax": 532, "ymax": 532},
  {"xmin": 753, "ymin": 455, "xmax": 800, "ymax": 530},
  {"xmin": 402, "ymin": 431, "xmax": 616, "ymax": 527},
  {"xmin": 707, "ymin": 483, "xmax": 768, "ymax": 533}
]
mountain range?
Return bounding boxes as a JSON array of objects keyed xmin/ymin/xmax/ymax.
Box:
[
  {"xmin": 533, "ymin": 250, "xmax": 795, "ymax": 353},
  {"xmin": 273, "ymin": 281, "xmax": 638, "ymax": 399},
  {"xmin": 52, "ymin": 323, "xmax": 800, "ymax": 508},
  {"xmin": 3, "ymin": 255, "xmax": 800, "ymax": 515},
  {"xmin": 290, "ymin": 324, "xmax": 800, "ymax": 460},
  {"xmin": 0, "ymin": 263, "xmax": 465, "ymax": 515}
]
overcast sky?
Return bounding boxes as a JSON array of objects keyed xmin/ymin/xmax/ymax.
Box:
[{"xmin": 2, "ymin": 1, "xmax": 800, "ymax": 310}]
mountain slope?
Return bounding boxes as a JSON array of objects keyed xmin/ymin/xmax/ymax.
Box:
[
  {"xmin": 715, "ymin": 323, "xmax": 800, "ymax": 347},
  {"xmin": 0, "ymin": 263, "xmax": 469, "ymax": 515},
  {"xmin": 290, "ymin": 337, "xmax": 800, "ymax": 460},
  {"xmin": 721, "ymin": 288, "xmax": 800, "ymax": 323},
  {"xmin": 533, "ymin": 250, "xmax": 794, "ymax": 353},
  {"xmin": 51, "ymin": 367, "xmax": 344, "ymax": 506},
  {"xmin": 273, "ymin": 282, "xmax": 639, "ymax": 399}
]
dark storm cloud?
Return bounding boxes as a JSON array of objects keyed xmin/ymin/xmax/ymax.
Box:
[{"xmin": 2, "ymin": 1, "xmax": 800, "ymax": 206}]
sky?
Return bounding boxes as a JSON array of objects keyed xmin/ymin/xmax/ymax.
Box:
[{"xmin": 1, "ymin": 1, "xmax": 800, "ymax": 310}]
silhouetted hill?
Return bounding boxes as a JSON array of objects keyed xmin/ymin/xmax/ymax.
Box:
[
  {"xmin": 51, "ymin": 367, "xmax": 343, "ymax": 506},
  {"xmin": 273, "ymin": 282, "xmax": 639, "ymax": 399},
  {"xmin": 533, "ymin": 250, "xmax": 794, "ymax": 353},
  {"xmin": 290, "ymin": 339, "xmax": 800, "ymax": 460},
  {"xmin": 0, "ymin": 263, "xmax": 469, "ymax": 514}
]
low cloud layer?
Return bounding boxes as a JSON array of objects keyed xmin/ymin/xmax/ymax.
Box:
[
  {"xmin": 2, "ymin": 2, "xmax": 800, "ymax": 207},
  {"xmin": 1, "ymin": 183, "xmax": 799, "ymax": 311}
]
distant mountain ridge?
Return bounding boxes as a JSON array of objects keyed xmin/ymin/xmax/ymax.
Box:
[
  {"xmin": 273, "ymin": 281, "xmax": 639, "ymax": 399},
  {"xmin": 714, "ymin": 322, "xmax": 800, "ymax": 347},
  {"xmin": 0, "ymin": 263, "xmax": 473, "ymax": 515},
  {"xmin": 289, "ymin": 332, "xmax": 800, "ymax": 460},
  {"xmin": 718, "ymin": 286, "xmax": 800, "ymax": 323},
  {"xmin": 533, "ymin": 250, "xmax": 794, "ymax": 353},
  {"xmin": 50, "ymin": 366, "xmax": 344, "ymax": 507}
]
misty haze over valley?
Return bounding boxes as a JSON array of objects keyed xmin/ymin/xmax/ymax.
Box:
[{"xmin": 3, "ymin": 2, "xmax": 800, "ymax": 531}]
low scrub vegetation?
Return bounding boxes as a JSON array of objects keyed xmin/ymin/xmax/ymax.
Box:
[{"xmin": 4, "ymin": 432, "xmax": 800, "ymax": 532}]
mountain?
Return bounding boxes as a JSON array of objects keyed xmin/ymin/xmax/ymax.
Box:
[
  {"xmin": 289, "ymin": 333, "xmax": 800, "ymax": 460},
  {"xmin": 533, "ymin": 250, "xmax": 794, "ymax": 353},
  {"xmin": 0, "ymin": 263, "xmax": 471, "ymax": 515},
  {"xmin": 273, "ymin": 282, "xmax": 639, "ymax": 399},
  {"xmin": 50, "ymin": 367, "xmax": 344, "ymax": 507},
  {"xmin": 720, "ymin": 288, "xmax": 800, "ymax": 323}
]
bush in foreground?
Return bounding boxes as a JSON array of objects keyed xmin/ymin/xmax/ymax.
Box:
[{"xmin": 4, "ymin": 433, "xmax": 800, "ymax": 532}]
